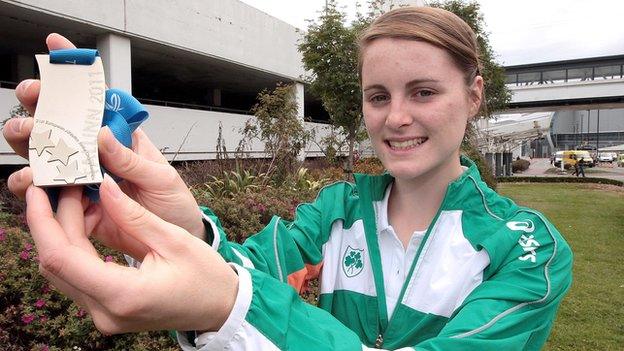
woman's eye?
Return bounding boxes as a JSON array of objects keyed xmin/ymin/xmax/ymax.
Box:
[
  {"xmin": 370, "ymin": 94, "xmax": 389, "ymax": 103},
  {"xmin": 415, "ymin": 90, "xmax": 435, "ymax": 98}
]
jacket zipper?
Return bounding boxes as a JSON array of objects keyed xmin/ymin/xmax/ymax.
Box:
[
  {"xmin": 377, "ymin": 192, "xmax": 450, "ymax": 348},
  {"xmin": 374, "ymin": 333, "xmax": 384, "ymax": 348}
]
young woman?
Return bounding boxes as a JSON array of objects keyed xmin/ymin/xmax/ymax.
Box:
[{"xmin": 5, "ymin": 6, "xmax": 572, "ymax": 351}]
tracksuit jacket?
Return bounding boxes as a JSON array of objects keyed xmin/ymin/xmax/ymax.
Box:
[{"xmin": 177, "ymin": 156, "xmax": 573, "ymax": 350}]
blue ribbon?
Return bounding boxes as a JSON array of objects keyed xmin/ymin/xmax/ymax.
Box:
[
  {"xmin": 49, "ymin": 49, "xmax": 100, "ymax": 65},
  {"xmin": 46, "ymin": 49, "xmax": 149, "ymax": 209}
]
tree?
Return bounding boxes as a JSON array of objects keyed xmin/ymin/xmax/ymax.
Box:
[
  {"xmin": 239, "ymin": 83, "xmax": 310, "ymax": 183},
  {"xmin": 298, "ymin": 0, "xmax": 362, "ymax": 176},
  {"xmin": 429, "ymin": 0, "xmax": 511, "ymax": 115}
]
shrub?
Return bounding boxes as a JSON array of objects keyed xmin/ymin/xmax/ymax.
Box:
[
  {"xmin": 497, "ymin": 176, "xmax": 623, "ymax": 186},
  {"xmin": 512, "ymin": 158, "xmax": 530, "ymax": 173},
  {"xmin": 239, "ymin": 83, "xmax": 311, "ymax": 183},
  {"xmin": 353, "ymin": 157, "xmax": 385, "ymax": 175},
  {"xmin": 461, "ymin": 145, "xmax": 497, "ymax": 191},
  {"xmin": 0, "ymin": 216, "xmax": 178, "ymax": 350},
  {"xmin": 194, "ymin": 171, "xmax": 322, "ymax": 243}
]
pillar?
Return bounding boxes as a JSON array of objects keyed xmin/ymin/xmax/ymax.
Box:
[{"xmin": 96, "ymin": 33, "xmax": 132, "ymax": 93}]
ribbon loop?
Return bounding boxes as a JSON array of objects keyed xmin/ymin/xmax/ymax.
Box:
[{"xmin": 49, "ymin": 49, "xmax": 100, "ymax": 65}]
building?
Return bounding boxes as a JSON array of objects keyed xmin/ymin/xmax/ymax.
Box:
[
  {"xmin": 0, "ymin": 0, "xmax": 334, "ymax": 164},
  {"xmin": 504, "ymin": 55, "xmax": 624, "ymax": 155},
  {"xmin": 477, "ymin": 55, "xmax": 624, "ymax": 162}
]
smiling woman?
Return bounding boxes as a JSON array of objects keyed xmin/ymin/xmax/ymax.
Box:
[{"xmin": 6, "ymin": 6, "xmax": 573, "ymax": 351}]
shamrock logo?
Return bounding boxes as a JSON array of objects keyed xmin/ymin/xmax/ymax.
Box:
[{"xmin": 342, "ymin": 246, "xmax": 364, "ymax": 277}]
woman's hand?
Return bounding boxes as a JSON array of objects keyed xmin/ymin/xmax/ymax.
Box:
[
  {"xmin": 3, "ymin": 33, "xmax": 207, "ymax": 255},
  {"xmin": 26, "ymin": 176, "xmax": 238, "ymax": 333}
]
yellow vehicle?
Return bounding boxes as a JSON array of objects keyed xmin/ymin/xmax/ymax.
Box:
[
  {"xmin": 618, "ymin": 154, "xmax": 624, "ymax": 167},
  {"xmin": 562, "ymin": 150, "xmax": 595, "ymax": 168}
]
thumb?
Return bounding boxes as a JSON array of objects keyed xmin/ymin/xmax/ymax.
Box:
[
  {"xmin": 98, "ymin": 175, "xmax": 189, "ymax": 258},
  {"xmin": 98, "ymin": 127, "xmax": 180, "ymax": 190}
]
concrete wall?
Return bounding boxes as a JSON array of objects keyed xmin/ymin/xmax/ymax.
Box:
[
  {"xmin": 6, "ymin": 0, "xmax": 304, "ymax": 80},
  {"xmin": 142, "ymin": 104, "xmax": 333, "ymax": 161},
  {"xmin": 0, "ymin": 87, "xmax": 336, "ymax": 164},
  {"xmin": 510, "ymin": 78, "xmax": 624, "ymax": 104}
]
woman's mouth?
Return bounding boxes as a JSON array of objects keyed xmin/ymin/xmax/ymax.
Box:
[{"xmin": 387, "ymin": 137, "xmax": 428, "ymax": 150}]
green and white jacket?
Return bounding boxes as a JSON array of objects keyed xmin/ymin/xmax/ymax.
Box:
[{"xmin": 178, "ymin": 157, "xmax": 573, "ymax": 351}]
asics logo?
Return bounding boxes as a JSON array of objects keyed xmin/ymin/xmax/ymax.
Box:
[
  {"xmin": 517, "ymin": 234, "xmax": 541, "ymax": 263},
  {"xmin": 506, "ymin": 220, "xmax": 534, "ymax": 233}
]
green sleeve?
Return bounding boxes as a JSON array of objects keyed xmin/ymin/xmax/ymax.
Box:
[
  {"xmin": 200, "ymin": 182, "xmax": 351, "ymax": 292},
  {"xmin": 414, "ymin": 211, "xmax": 573, "ymax": 351}
]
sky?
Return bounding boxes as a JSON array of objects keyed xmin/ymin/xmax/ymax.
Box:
[{"xmin": 238, "ymin": 0, "xmax": 624, "ymax": 66}]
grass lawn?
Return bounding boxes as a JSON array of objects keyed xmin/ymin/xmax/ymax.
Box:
[{"xmin": 498, "ymin": 183, "xmax": 624, "ymax": 351}]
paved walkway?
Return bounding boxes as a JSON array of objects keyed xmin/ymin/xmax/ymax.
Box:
[{"xmin": 513, "ymin": 158, "xmax": 624, "ymax": 182}]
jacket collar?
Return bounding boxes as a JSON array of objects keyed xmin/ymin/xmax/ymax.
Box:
[{"xmin": 353, "ymin": 155, "xmax": 484, "ymax": 208}]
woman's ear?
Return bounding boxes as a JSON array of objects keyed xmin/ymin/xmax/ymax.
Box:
[{"xmin": 468, "ymin": 75, "xmax": 484, "ymax": 119}]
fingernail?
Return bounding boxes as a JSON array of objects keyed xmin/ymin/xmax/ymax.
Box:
[
  {"xmin": 18, "ymin": 79, "xmax": 35, "ymax": 94},
  {"xmin": 102, "ymin": 128, "xmax": 119, "ymax": 154},
  {"xmin": 103, "ymin": 174, "xmax": 121, "ymax": 199},
  {"xmin": 11, "ymin": 118, "xmax": 24, "ymax": 134}
]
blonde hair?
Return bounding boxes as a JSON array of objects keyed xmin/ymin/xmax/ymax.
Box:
[{"xmin": 358, "ymin": 6, "xmax": 482, "ymax": 86}]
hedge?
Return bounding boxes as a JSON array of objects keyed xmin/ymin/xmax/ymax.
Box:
[{"xmin": 497, "ymin": 176, "xmax": 623, "ymax": 187}]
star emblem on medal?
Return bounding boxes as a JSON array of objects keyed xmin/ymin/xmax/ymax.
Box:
[
  {"xmin": 29, "ymin": 129, "xmax": 56, "ymax": 156},
  {"xmin": 54, "ymin": 160, "xmax": 86, "ymax": 184},
  {"xmin": 47, "ymin": 138, "xmax": 79, "ymax": 166}
]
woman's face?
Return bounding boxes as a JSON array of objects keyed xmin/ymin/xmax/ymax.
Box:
[{"xmin": 361, "ymin": 38, "xmax": 483, "ymax": 182}]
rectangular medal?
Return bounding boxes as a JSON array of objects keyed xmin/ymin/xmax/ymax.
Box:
[{"xmin": 29, "ymin": 54, "xmax": 105, "ymax": 186}]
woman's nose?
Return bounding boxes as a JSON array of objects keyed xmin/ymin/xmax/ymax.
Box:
[{"xmin": 385, "ymin": 99, "xmax": 412, "ymax": 129}]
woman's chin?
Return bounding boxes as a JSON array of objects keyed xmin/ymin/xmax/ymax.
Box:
[{"xmin": 385, "ymin": 165, "xmax": 429, "ymax": 181}]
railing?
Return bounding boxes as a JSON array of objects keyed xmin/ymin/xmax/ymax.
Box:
[
  {"xmin": 136, "ymin": 97, "xmax": 252, "ymax": 115},
  {"xmin": 505, "ymin": 64, "xmax": 624, "ymax": 86}
]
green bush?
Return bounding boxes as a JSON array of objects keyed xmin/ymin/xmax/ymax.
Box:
[
  {"xmin": 193, "ymin": 169, "xmax": 323, "ymax": 243},
  {"xmin": 497, "ymin": 176, "xmax": 623, "ymax": 186},
  {"xmin": 353, "ymin": 157, "xmax": 385, "ymax": 175},
  {"xmin": 461, "ymin": 146, "xmax": 497, "ymax": 191},
  {"xmin": 512, "ymin": 159, "xmax": 530, "ymax": 173}
]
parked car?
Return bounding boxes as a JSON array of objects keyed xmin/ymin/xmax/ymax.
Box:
[
  {"xmin": 598, "ymin": 152, "xmax": 617, "ymax": 163},
  {"xmin": 553, "ymin": 151, "xmax": 564, "ymax": 167}
]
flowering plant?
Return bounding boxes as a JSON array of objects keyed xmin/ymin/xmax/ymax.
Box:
[{"xmin": 0, "ymin": 213, "xmax": 177, "ymax": 350}]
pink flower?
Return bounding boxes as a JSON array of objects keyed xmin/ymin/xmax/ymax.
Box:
[
  {"xmin": 39, "ymin": 315, "xmax": 48, "ymax": 324},
  {"xmin": 41, "ymin": 346, "xmax": 49, "ymax": 351},
  {"xmin": 21, "ymin": 314, "xmax": 35, "ymax": 324},
  {"xmin": 24, "ymin": 242, "xmax": 33, "ymax": 251},
  {"xmin": 41, "ymin": 284, "xmax": 51, "ymax": 294},
  {"xmin": 34, "ymin": 299, "xmax": 46, "ymax": 308},
  {"xmin": 0, "ymin": 228, "xmax": 6, "ymax": 241},
  {"xmin": 104, "ymin": 255, "xmax": 114, "ymax": 262},
  {"xmin": 75, "ymin": 309, "xmax": 87, "ymax": 318},
  {"xmin": 19, "ymin": 250, "xmax": 30, "ymax": 260}
]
